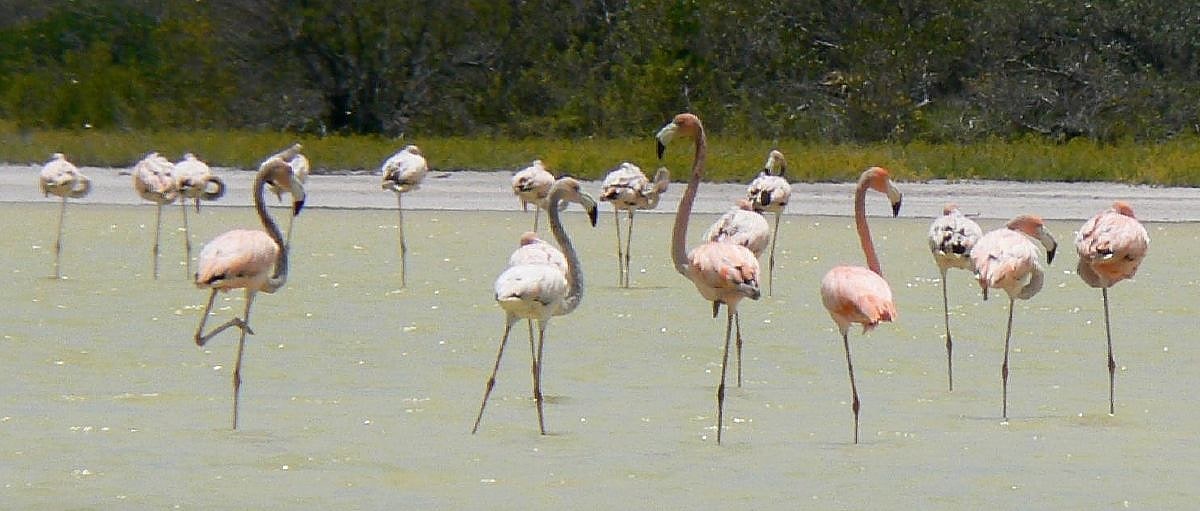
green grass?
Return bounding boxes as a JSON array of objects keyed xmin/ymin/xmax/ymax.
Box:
[{"xmin": 3, "ymin": 120, "xmax": 1200, "ymax": 186}]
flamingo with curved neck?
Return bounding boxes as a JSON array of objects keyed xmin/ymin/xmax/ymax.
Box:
[
  {"xmin": 658, "ymin": 112, "xmax": 761, "ymax": 445},
  {"xmin": 472, "ymin": 177, "xmax": 598, "ymax": 435},
  {"xmin": 819, "ymin": 166, "xmax": 903, "ymax": 444},
  {"xmin": 192, "ymin": 157, "xmax": 306, "ymax": 429}
]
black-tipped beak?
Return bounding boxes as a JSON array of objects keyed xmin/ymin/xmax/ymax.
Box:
[
  {"xmin": 891, "ymin": 198, "xmax": 902, "ymax": 217},
  {"xmin": 656, "ymin": 140, "xmax": 666, "ymax": 160},
  {"xmin": 293, "ymin": 199, "xmax": 305, "ymax": 216},
  {"xmin": 587, "ymin": 206, "xmax": 598, "ymax": 227},
  {"xmin": 1046, "ymin": 246, "xmax": 1056, "ymax": 264}
]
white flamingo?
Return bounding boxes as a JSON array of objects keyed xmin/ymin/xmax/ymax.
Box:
[
  {"xmin": 511, "ymin": 160, "xmax": 556, "ymax": 232},
  {"xmin": 703, "ymin": 198, "xmax": 770, "ymax": 388},
  {"xmin": 38, "ymin": 153, "xmax": 91, "ymax": 279},
  {"xmin": 472, "ymin": 177, "xmax": 598, "ymax": 435},
  {"xmin": 927, "ymin": 203, "xmax": 982, "ymax": 391},
  {"xmin": 381, "ymin": 144, "xmax": 429, "ymax": 288},
  {"xmin": 599, "ymin": 162, "xmax": 670, "ymax": 287},
  {"xmin": 265, "ymin": 143, "xmax": 307, "ymax": 245},
  {"xmin": 132, "ymin": 152, "xmax": 180, "ymax": 279},
  {"xmin": 746, "ymin": 150, "xmax": 791, "ymax": 296},
  {"xmin": 175, "ymin": 153, "xmax": 226, "ymax": 276}
]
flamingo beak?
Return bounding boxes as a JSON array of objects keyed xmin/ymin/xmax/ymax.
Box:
[
  {"xmin": 1037, "ymin": 227, "xmax": 1058, "ymax": 264},
  {"xmin": 655, "ymin": 121, "xmax": 677, "ymax": 160},
  {"xmin": 886, "ymin": 184, "xmax": 903, "ymax": 217},
  {"xmin": 656, "ymin": 140, "xmax": 666, "ymax": 160}
]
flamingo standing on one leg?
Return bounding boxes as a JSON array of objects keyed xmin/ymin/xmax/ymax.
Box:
[
  {"xmin": 704, "ymin": 198, "xmax": 770, "ymax": 388},
  {"xmin": 927, "ymin": 203, "xmax": 982, "ymax": 391},
  {"xmin": 1075, "ymin": 201, "xmax": 1149, "ymax": 414},
  {"xmin": 265, "ymin": 143, "xmax": 308, "ymax": 246},
  {"xmin": 381, "ymin": 144, "xmax": 428, "ymax": 288},
  {"xmin": 472, "ymin": 177, "xmax": 598, "ymax": 435},
  {"xmin": 599, "ymin": 162, "xmax": 670, "ymax": 287},
  {"xmin": 132, "ymin": 152, "xmax": 180, "ymax": 279},
  {"xmin": 38, "ymin": 153, "xmax": 91, "ymax": 279},
  {"xmin": 657, "ymin": 113, "xmax": 761, "ymax": 444},
  {"xmin": 971, "ymin": 215, "xmax": 1057, "ymax": 420},
  {"xmin": 819, "ymin": 166, "xmax": 903, "ymax": 444},
  {"xmin": 192, "ymin": 156, "xmax": 306, "ymax": 430},
  {"xmin": 746, "ymin": 150, "xmax": 792, "ymax": 296},
  {"xmin": 175, "ymin": 153, "xmax": 226, "ymax": 276},
  {"xmin": 511, "ymin": 160, "xmax": 556, "ymax": 232}
]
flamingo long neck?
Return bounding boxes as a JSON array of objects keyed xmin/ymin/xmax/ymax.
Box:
[
  {"xmin": 670, "ymin": 128, "xmax": 706, "ymax": 276},
  {"xmin": 546, "ymin": 188, "xmax": 584, "ymax": 315},
  {"xmin": 253, "ymin": 172, "xmax": 289, "ymax": 292},
  {"xmin": 853, "ymin": 174, "xmax": 882, "ymax": 276}
]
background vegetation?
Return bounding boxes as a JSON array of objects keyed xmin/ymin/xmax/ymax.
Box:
[{"xmin": 2, "ymin": 1, "xmax": 1200, "ymax": 184}]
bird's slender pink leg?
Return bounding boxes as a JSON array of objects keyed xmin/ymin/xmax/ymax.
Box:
[
  {"xmin": 1002, "ymin": 298, "xmax": 1015, "ymax": 420},
  {"xmin": 399, "ymin": 195, "xmax": 408, "ymax": 287},
  {"xmin": 716, "ymin": 308, "xmax": 734, "ymax": 444},
  {"xmin": 734, "ymin": 311, "xmax": 743, "ymax": 388},
  {"xmin": 532, "ymin": 319, "xmax": 548, "ymax": 435},
  {"xmin": 612, "ymin": 209, "xmax": 623, "ymax": 286},
  {"xmin": 152, "ymin": 202, "xmax": 162, "ymax": 279},
  {"xmin": 194, "ymin": 289, "xmax": 253, "ymax": 346},
  {"xmin": 841, "ymin": 328, "xmax": 861, "ymax": 444},
  {"xmin": 472, "ymin": 315, "xmax": 517, "ymax": 434},
  {"xmin": 941, "ymin": 268, "xmax": 954, "ymax": 391},
  {"xmin": 230, "ymin": 292, "xmax": 256, "ymax": 430},
  {"xmin": 53, "ymin": 196, "xmax": 67, "ymax": 279},
  {"xmin": 1103, "ymin": 288, "xmax": 1116, "ymax": 414},
  {"xmin": 768, "ymin": 211, "xmax": 781, "ymax": 296},
  {"xmin": 623, "ymin": 210, "xmax": 635, "ymax": 287},
  {"xmin": 181, "ymin": 201, "xmax": 192, "ymax": 277},
  {"xmin": 532, "ymin": 204, "xmax": 541, "ymax": 232}
]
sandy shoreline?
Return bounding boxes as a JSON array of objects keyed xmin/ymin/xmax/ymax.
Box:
[{"xmin": 4, "ymin": 163, "xmax": 1197, "ymax": 222}]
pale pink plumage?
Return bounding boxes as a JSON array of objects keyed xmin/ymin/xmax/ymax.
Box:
[
  {"xmin": 38, "ymin": 153, "xmax": 91, "ymax": 279},
  {"xmin": 704, "ymin": 199, "xmax": 770, "ymax": 258},
  {"xmin": 746, "ymin": 149, "xmax": 792, "ymax": 296},
  {"xmin": 599, "ymin": 161, "xmax": 670, "ymax": 287},
  {"xmin": 381, "ymin": 144, "xmax": 429, "ymax": 288},
  {"xmin": 133, "ymin": 152, "xmax": 181, "ymax": 279},
  {"xmin": 174, "ymin": 153, "xmax": 226, "ymax": 276},
  {"xmin": 511, "ymin": 159, "xmax": 557, "ymax": 231},
  {"xmin": 927, "ymin": 203, "xmax": 983, "ymax": 390}
]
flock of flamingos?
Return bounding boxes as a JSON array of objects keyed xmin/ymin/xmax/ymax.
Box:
[{"xmin": 35, "ymin": 113, "xmax": 1149, "ymax": 445}]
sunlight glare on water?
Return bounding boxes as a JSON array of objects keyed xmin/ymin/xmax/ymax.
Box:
[{"xmin": 0, "ymin": 202, "xmax": 1197, "ymax": 508}]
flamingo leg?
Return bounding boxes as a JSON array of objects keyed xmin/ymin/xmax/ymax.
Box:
[
  {"xmin": 532, "ymin": 204, "xmax": 541, "ymax": 232},
  {"xmin": 1103, "ymin": 287, "xmax": 1116, "ymax": 414},
  {"xmin": 941, "ymin": 268, "xmax": 954, "ymax": 391},
  {"xmin": 399, "ymin": 198, "xmax": 408, "ymax": 287},
  {"xmin": 612, "ymin": 209, "xmax": 623, "ymax": 286},
  {"xmin": 624, "ymin": 210, "xmax": 635, "ymax": 287},
  {"xmin": 716, "ymin": 308, "xmax": 734, "ymax": 444},
  {"xmin": 152, "ymin": 202, "xmax": 163, "ymax": 279},
  {"xmin": 472, "ymin": 315, "xmax": 517, "ymax": 434},
  {"xmin": 532, "ymin": 319, "xmax": 548, "ymax": 435},
  {"xmin": 181, "ymin": 201, "xmax": 192, "ymax": 277},
  {"xmin": 194, "ymin": 289, "xmax": 254, "ymax": 346},
  {"xmin": 1002, "ymin": 298, "xmax": 1015, "ymax": 420},
  {"xmin": 735, "ymin": 311, "xmax": 743, "ymax": 388},
  {"xmin": 230, "ymin": 292, "xmax": 256, "ymax": 430},
  {"xmin": 841, "ymin": 328, "xmax": 861, "ymax": 444},
  {"xmin": 53, "ymin": 196, "xmax": 67, "ymax": 279},
  {"xmin": 768, "ymin": 211, "xmax": 781, "ymax": 296}
]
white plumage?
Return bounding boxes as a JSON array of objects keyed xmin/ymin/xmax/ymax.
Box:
[{"xmin": 599, "ymin": 161, "xmax": 669, "ymax": 286}]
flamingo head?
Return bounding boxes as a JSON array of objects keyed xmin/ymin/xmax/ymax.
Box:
[
  {"xmin": 1008, "ymin": 214, "xmax": 1057, "ymax": 264},
  {"xmin": 864, "ymin": 166, "xmax": 903, "ymax": 217},
  {"xmin": 764, "ymin": 149, "xmax": 787, "ymax": 176},
  {"xmin": 942, "ymin": 203, "xmax": 960, "ymax": 215},
  {"xmin": 548, "ymin": 177, "xmax": 598, "ymax": 227},
  {"xmin": 656, "ymin": 113, "xmax": 702, "ymax": 160},
  {"xmin": 1112, "ymin": 201, "xmax": 1136, "ymax": 218},
  {"xmin": 404, "ymin": 144, "xmax": 422, "ymax": 156}
]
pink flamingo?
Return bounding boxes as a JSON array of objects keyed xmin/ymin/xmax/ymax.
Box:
[
  {"xmin": 599, "ymin": 161, "xmax": 670, "ymax": 287},
  {"xmin": 175, "ymin": 153, "xmax": 226, "ymax": 276},
  {"xmin": 657, "ymin": 113, "xmax": 761, "ymax": 444},
  {"xmin": 38, "ymin": 153, "xmax": 92, "ymax": 279},
  {"xmin": 132, "ymin": 152, "xmax": 180, "ymax": 279},
  {"xmin": 192, "ymin": 156, "xmax": 306, "ymax": 429},
  {"xmin": 472, "ymin": 178, "xmax": 598, "ymax": 435},
  {"xmin": 511, "ymin": 160, "xmax": 557, "ymax": 232},
  {"xmin": 264, "ymin": 143, "xmax": 307, "ymax": 246},
  {"xmin": 703, "ymin": 198, "xmax": 770, "ymax": 388},
  {"xmin": 381, "ymin": 144, "xmax": 429, "ymax": 288},
  {"xmin": 1075, "ymin": 201, "xmax": 1149, "ymax": 414},
  {"xmin": 746, "ymin": 150, "xmax": 791, "ymax": 296},
  {"xmin": 971, "ymin": 215, "xmax": 1057, "ymax": 419},
  {"xmin": 927, "ymin": 203, "xmax": 982, "ymax": 391},
  {"xmin": 819, "ymin": 166, "xmax": 903, "ymax": 444}
]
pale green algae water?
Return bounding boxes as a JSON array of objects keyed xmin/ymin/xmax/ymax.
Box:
[{"xmin": 1, "ymin": 201, "xmax": 1198, "ymax": 509}]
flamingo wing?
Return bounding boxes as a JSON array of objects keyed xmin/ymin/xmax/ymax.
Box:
[
  {"xmin": 1075, "ymin": 210, "xmax": 1149, "ymax": 287},
  {"xmin": 820, "ymin": 265, "xmax": 897, "ymax": 333},
  {"xmin": 928, "ymin": 209, "xmax": 983, "ymax": 271},
  {"xmin": 195, "ymin": 229, "xmax": 279, "ymax": 291},
  {"xmin": 687, "ymin": 242, "xmax": 761, "ymax": 303}
]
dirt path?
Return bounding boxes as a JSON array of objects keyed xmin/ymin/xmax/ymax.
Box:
[{"xmin": 5, "ymin": 164, "xmax": 1196, "ymax": 221}]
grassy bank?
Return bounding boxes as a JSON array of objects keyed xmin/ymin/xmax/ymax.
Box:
[{"xmin": 2, "ymin": 122, "xmax": 1199, "ymax": 186}]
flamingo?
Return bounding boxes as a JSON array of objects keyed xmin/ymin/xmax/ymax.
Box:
[
  {"xmin": 703, "ymin": 198, "xmax": 770, "ymax": 388},
  {"xmin": 927, "ymin": 203, "xmax": 983, "ymax": 391},
  {"xmin": 38, "ymin": 153, "xmax": 91, "ymax": 279},
  {"xmin": 511, "ymin": 160, "xmax": 556, "ymax": 232},
  {"xmin": 599, "ymin": 162, "xmax": 670, "ymax": 287},
  {"xmin": 472, "ymin": 177, "xmax": 598, "ymax": 435},
  {"xmin": 746, "ymin": 150, "xmax": 792, "ymax": 296},
  {"xmin": 657, "ymin": 113, "xmax": 761, "ymax": 444},
  {"xmin": 819, "ymin": 166, "xmax": 903, "ymax": 444},
  {"xmin": 265, "ymin": 143, "xmax": 307, "ymax": 245},
  {"xmin": 971, "ymin": 214, "xmax": 1057, "ymax": 419},
  {"xmin": 132, "ymin": 152, "xmax": 180, "ymax": 279},
  {"xmin": 192, "ymin": 156, "xmax": 306, "ymax": 430},
  {"xmin": 175, "ymin": 153, "xmax": 226, "ymax": 276},
  {"xmin": 381, "ymin": 144, "xmax": 429, "ymax": 288},
  {"xmin": 1075, "ymin": 201, "xmax": 1149, "ymax": 414}
]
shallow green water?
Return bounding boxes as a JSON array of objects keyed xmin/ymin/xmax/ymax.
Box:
[{"xmin": 2, "ymin": 202, "xmax": 1197, "ymax": 509}]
